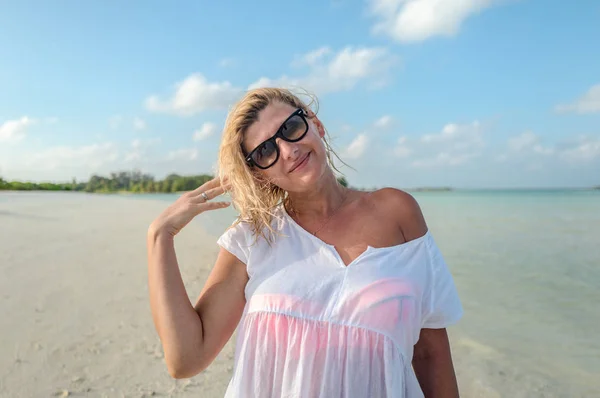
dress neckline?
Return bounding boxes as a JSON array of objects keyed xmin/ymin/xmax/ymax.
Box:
[{"xmin": 279, "ymin": 203, "xmax": 430, "ymax": 268}]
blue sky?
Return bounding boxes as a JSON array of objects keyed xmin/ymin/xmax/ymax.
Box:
[{"xmin": 1, "ymin": 0, "xmax": 599, "ymax": 188}]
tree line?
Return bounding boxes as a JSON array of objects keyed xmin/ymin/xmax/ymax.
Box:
[{"xmin": 0, "ymin": 170, "xmax": 349, "ymax": 193}]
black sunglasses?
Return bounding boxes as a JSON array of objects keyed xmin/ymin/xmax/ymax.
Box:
[{"xmin": 244, "ymin": 108, "xmax": 310, "ymax": 169}]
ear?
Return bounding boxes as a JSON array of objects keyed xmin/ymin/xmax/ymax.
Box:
[{"xmin": 310, "ymin": 114, "xmax": 326, "ymax": 139}]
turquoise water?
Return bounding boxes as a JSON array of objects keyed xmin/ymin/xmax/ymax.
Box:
[{"xmin": 141, "ymin": 189, "xmax": 600, "ymax": 395}]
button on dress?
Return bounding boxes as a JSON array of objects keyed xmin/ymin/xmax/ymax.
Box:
[{"xmin": 216, "ymin": 205, "xmax": 463, "ymax": 398}]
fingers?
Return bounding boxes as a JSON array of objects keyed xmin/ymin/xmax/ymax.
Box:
[
  {"xmin": 197, "ymin": 201, "xmax": 231, "ymax": 212},
  {"xmin": 190, "ymin": 186, "xmax": 227, "ymax": 203},
  {"xmin": 190, "ymin": 176, "xmax": 226, "ymax": 195}
]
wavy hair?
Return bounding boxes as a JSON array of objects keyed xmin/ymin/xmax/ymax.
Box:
[{"xmin": 217, "ymin": 87, "xmax": 347, "ymax": 245}]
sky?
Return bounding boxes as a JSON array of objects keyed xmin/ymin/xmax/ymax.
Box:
[{"xmin": 1, "ymin": 0, "xmax": 599, "ymax": 189}]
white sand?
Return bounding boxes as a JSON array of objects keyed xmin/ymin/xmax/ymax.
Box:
[
  {"xmin": 1, "ymin": 192, "xmax": 234, "ymax": 397},
  {"xmin": 2, "ymin": 192, "xmax": 596, "ymax": 397}
]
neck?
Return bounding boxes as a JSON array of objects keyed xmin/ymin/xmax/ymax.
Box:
[{"xmin": 285, "ymin": 171, "xmax": 348, "ymax": 219}]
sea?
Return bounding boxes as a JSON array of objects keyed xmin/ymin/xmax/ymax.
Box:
[{"xmin": 140, "ymin": 188, "xmax": 600, "ymax": 397}]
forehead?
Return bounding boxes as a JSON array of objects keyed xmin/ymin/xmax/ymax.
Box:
[{"xmin": 243, "ymin": 102, "xmax": 297, "ymax": 151}]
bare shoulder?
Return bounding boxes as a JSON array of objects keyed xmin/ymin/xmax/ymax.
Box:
[{"xmin": 364, "ymin": 187, "xmax": 428, "ymax": 241}]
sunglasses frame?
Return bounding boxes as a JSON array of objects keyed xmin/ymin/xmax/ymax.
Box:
[{"xmin": 244, "ymin": 108, "xmax": 310, "ymax": 170}]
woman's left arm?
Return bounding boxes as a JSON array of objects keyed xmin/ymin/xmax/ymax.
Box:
[{"xmin": 412, "ymin": 328, "xmax": 460, "ymax": 398}]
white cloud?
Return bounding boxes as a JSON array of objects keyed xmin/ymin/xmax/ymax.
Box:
[
  {"xmin": 0, "ymin": 138, "xmax": 214, "ymax": 182},
  {"xmin": 193, "ymin": 122, "xmax": 218, "ymax": 141},
  {"xmin": 125, "ymin": 138, "xmax": 161, "ymax": 163},
  {"xmin": 368, "ymin": 0, "xmax": 499, "ymax": 43},
  {"xmin": 496, "ymin": 131, "xmax": 600, "ymax": 169},
  {"xmin": 411, "ymin": 120, "xmax": 484, "ymax": 167},
  {"xmin": 394, "ymin": 136, "xmax": 412, "ymax": 157},
  {"xmin": 0, "ymin": 117, "xmax": 34, "ymax": 143},
  {"xmin": 292, "ymin": 46, "xmax": 332, "ymax": 67},
  {"xmin": 133, "ymin": 117, "xmax": 147, "ymax": 131},
  {"xmin": 145, "ymin": 73, "xmax": 242, "ymax": 116},
  {"xmin": 559, "ymin": 135, "xmax": 600, "ymax": 162},
  {"xmin": 555, "ymin": 84, "xmax": 600, "ymax": 114},
  {"xmin": 26, "ymin": 142, "xmax": 120, "ymax": 172},
  {"xmin": 411, "ymin": 151, "xmax": 478, "ymax": 168},
  {"xmin": 167, "ymin": 148, "xmax": 199, "ymax": 161},
  {"xmin": 109, "ymin": 115, "xmax": 123, "ymax": 130},
  {"xmin": 421, "ymin": 121, "xmax": 484, "ymax": 151},
  {"xmin": 508, "ymin": 131, "xmax": 538, "ymax": 152},
  {"xmin": 219, "ymin": 58, "xmax": 236, "ymax": 68},
  {"xmin": 344, "ymin": 133, "xmax": 369, "ymax": 159},
  {"xmin": 249, "ymin": 46, "xmax": 398, "ymax": 95},
  {"xmin": 504, "ymin": 131, "xmax": 554, "ymax": 159},
  {"xmin": 374, "ymin": 115, "xmax": 394, "ymax": 129}
]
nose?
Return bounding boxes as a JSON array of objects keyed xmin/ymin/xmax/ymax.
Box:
[{"xmin": 276, "ymin": 138, "xmax": 300, "ymax": 160}]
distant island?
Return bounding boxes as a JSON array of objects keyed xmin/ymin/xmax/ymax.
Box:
[
  {"xmin": 409, "ymin": 187, "xmax": 453, "ymax": 192},
  {"xmin": 0, "ymin": 170, "xmax": 349, "ymax": 194}
]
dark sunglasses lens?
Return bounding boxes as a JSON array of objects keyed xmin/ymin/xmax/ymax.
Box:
[
  {"xmin": 281, "ymin": 114, "xmax": 308, "ymax": 141},
  {"xmin": 252, "ymin": 140, "xmax": 278, "ymax": 168}
]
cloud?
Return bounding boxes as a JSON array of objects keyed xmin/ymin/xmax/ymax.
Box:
[
  {"xmin": 374, "ymin": 115, "xmax": 394, "ymax": 130},
  {"xmin": 394, "ymin": 136, "xmax": 412, "ymax": 157},
  {"xmin": 496, "ymin": 131, "xmax": 599, "ymax": 168},
  {"xmin": 1, "ymin": 137, "xmax": 211, "ymax": 181},
  {"xmin": 133, "ymin": 117, "xmax": 147, "ymax": 131},
  {"xmin": 25, "ymin": 142, "xmax": 120, "ymax": 172},
  {"xmin": 507, "ymin": 131, "xmax": 553, "ymax": 155},
  {"xmin": 555, "ymin": 84, "xmax": 600, "ymax": 114},
  {"xmin": 249, "ymin": 46, "xmax": 398, "ymax": 95},
  {"xmin": 192, "ymin": 122, "xmax": 218, "ymax": 141},
  {"xmin": 292, "ymin": 46, "xmax": 332, "ymax": 67},
  {"xmin": 411, "ymin": 121, "xmax": 484, "ymax": 167},
  {"xmin": 558, "ymin": 135, "xmax": 600, "ymax": 163},
  {"xmin": 125, "ymin": 138, "xmax": 161, "ymax": 163},
  {"xmin": 145, "ymin": 73, "xmax": 242, "ymax": 116},
  {"xmin": 109, "ymin": 115, "xmax": 123, "ymax": 130},
  {"xmin": 421, "ymin": 121, "xmax": 484, "ymax": 150},
  {"xmin": 411, "ymin": 151, "xmax": 478, "ymax": 168},
  {"xmin": 166, "ymin": 148, "xmax": 199, "ymax": 161},
  {"xmin": 344, "ymin": 133, "xmax": 369, "ymax": 159},
  {"xmin": 367, "ymin": 0, "xmax": 500, "ymax": 43},
  {"xmin": 0, "ymin": 117, "xmax": 34, "ymax": 143},
  {"xmin": 219, "ymin": 58, "xmax": 236, "ymax": 68}
]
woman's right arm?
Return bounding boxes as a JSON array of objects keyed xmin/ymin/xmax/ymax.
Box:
[{"xmin": 147, "ymin": 178, "xmax": 248, "ymax": 379}]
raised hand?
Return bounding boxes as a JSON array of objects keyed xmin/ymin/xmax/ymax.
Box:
[{"xmin": 148, "ymin": 177, "xmax": 231, "ymax": 238}]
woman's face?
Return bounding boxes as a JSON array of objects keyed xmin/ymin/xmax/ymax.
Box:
[{"xmin": 242, "ymin": 101, "xmax": 329, "ymax": 193}]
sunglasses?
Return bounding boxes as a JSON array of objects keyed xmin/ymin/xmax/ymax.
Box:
[{"xmin": 244, "ymin": 108, "xmax": 310, "ymax": 169}]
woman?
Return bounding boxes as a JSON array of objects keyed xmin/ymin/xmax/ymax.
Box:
[{"xmin": 147, "ymin": 88, "xmax": 463, "ymax": 397}]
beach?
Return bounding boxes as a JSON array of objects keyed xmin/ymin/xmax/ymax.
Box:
[{"xmin": 1, "ymin": 191, "xmax": 599, "ymax": 397}]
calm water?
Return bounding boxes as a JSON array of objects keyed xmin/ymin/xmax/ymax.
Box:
[
  {"xmin": 8, "ymin": 189, "xmax": 598, "ymax": 395},
  {"xmin": 142, "ymin": 189, "xmax": 600, "ymax": 395}
]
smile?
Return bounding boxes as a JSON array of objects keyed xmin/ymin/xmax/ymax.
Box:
[{"xmin": 289, "ymin": 152, "xmax": 311, "ymax": 173}]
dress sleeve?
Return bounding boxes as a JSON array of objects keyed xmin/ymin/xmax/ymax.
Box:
[
  {"xmin": 217, "ymin": 220, "xmax": 252, "ymax": 265},
  {"xmin": 421, "ymin": 234, "xmax": 463, "ymax": 329}
]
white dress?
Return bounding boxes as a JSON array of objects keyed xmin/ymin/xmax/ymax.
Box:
[{"xmin": 216, "ymin": 204, "xmax": 463, "ymax": 398}]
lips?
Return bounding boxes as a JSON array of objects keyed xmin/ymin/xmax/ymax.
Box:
[{"xmin": 289, "ymin": 152, "xmax": 311, "ymax": 173}]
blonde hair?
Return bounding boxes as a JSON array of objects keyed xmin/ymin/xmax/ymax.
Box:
[{"xmin": 217, "ymin": 87, "xmax": 346, "ymax": 244}]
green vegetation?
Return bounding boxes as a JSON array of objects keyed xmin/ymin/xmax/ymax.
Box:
[
  {"xmin": 0, "ymin": 171, "xmax": 214, "ymax": 194},
  {"xmin": 0, "ymin": 171, "xmax": 351, "ymax": 194}
]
